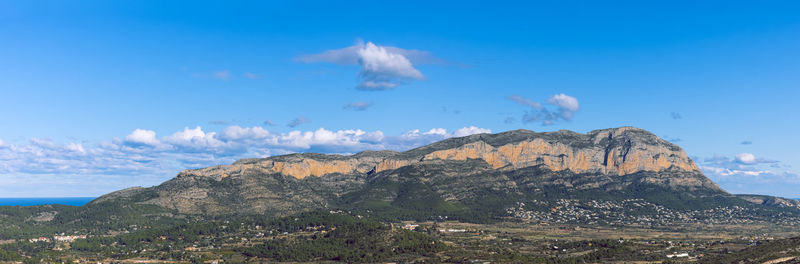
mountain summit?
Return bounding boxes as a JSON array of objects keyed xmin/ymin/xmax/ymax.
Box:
[
  {"xmin": 187, "ymin": 126, "xmax": 700, "ymax": 180},
  {"xmin": 92, "ymin": 127, "xmax": 731, "ymax": 218}
]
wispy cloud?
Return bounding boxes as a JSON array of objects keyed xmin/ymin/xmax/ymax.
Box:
[
  {"xmin": 671, "ymin": 112, "xmax": 682, "ymax": 120},
  {"xmin": 288, "ymin": 116, "xmax": 311, "ymax": 127},
  {"xmin": 263, "ymin": 120, "xmax": 276, "ymax": 126},
  {"xmin": 506, "ymin": 95, "xmax": 542, "ymax": 109},
  {"xmin": 507, "ymin": 93, "xmax": 580, "ymax": 126},
  {"xmin": 296, "ymin": 41, "xmax": 437, "ymax": 90},
  {"xmin": 243, "ymin": 72, "xmax": 260, "ymax": 79},
  {"xmin": 213, "ymin": 70, "xmax": 231, "ymax": 80},
  {"xmin": 343, "ymin": 101, "xmax": 373, "ymax": 111},
  {"xmin": 698, "ymin": 153, "xmax": 796, "ymax": 196},
  {"xmin": 741, "ymin": 140, "xmax": 753, "ymax": 145}
]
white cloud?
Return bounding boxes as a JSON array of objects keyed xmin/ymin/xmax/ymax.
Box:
[
  {"xmin": 0, "ymin": 125, "xmax": 493, "ymax": 196},
  {"xmin": 125, "ymin": 129, "xmax": 160, "ymax": 146},
  {"xmin": 65, "ymin": 143, "xmax": 86, "ymax": 154},
  {"xmin": 548, "ymin": 93, "xmax": 580, "ymax": 117},
  {"xmin": 0, "ymin": 139, "xmax": 8, "ymax": 148},
  {"xmin": 701, "ymin": 166, "xmax": 770, "ymax": 177},
  {"xmin": 735, "ymin": 153, "xmax": 756, "ymax": 164},
  {"xmin": 397, "ymin": 126, "xmax": 491, "ymax": 139},
  {"xmin": 222, "ymin": 126, "xmax": 270, "ymax": 140},
  {"xmin": 296, "ymin": 41, "xmax": 433, "ymax": 90},
  {"xmin": 356, "ymin": 42, "xmax": 423, "ymax": 90},
  {"xmin": 453, "ymin": 126, "xmax": 492, "ymax": 137},
  {"xmin": 699, "ymin": 153, "xmax": 799, "ymax": 197},
  {"xmin": 163, "ymin": 126, "xmax": 225, "ymax": 149},
  {"xmin": 424, "ymin": 128, "xmax": 448, "ymax": 136}
]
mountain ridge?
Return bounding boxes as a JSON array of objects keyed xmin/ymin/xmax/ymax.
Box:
[
  {"xmin": 5, "ymin": 126, "xmax": 800, "ymax": 243},
  {"xmin": 85, "ymin": 126, "xmax": 739, "ymax": 218},
  {"xmin": 179, "ymin": 126, "xmax": 701, "ymax": 181}
]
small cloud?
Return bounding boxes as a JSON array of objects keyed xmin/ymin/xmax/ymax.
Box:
[
  {"xmin": 441, "ymin": 107, "xmax": 461, "ymax": 114},
  {"xmin": 453, "ymin": 126, "xmax": 491, "ymax": 137},
  {"xmin": 741, "ymin": 141, "xmax": 753, "ymax": 145},
  {"xmin": 243, "ymin": 72, "xmax": 260, "ymax": 79},
  {"xmin": 343, "ymin": 101, "xmax": 373, "ymax": 111},
  {"xmin": 263, "ymin": 120, "xmax": 276, "ymax": 126},
  {"xmin": 504, "ymin": 116, "xmax": 516, "ymax": 124},
  {"xmin": 733, "ymin": 153, "xmax": 779, "ymax": 165},
  {"xmin": 506, "ymin": 95, "xmax": 543, "ymax": 109},
  {"xmin": 735, "ymin": 153, "xmax": 756, "ymax": 164},
  {"xmin": 704, "ymin": 153, "xmax": 778, "ymax": 168},
  {"xmin": 296, "ymin": 41, "xmax": 434, "ymax": 90},
  {"xmin": 425, "ymin": 128, "xmax": 448, "ymax": 136},
  {"xmin": 213, "ymin": 70, "xmax": 231, "ymax": 81},
  {"xmin": 547, "ymin": 94, "xmax": 579, "ymax": 120},
  {"xmin": 507, "ymin": 94, "xmax": 580, "ymax": 126},
  {"xmin": 548, "ymin": 94, "xmax": 579, "ymax": 112},
  {"xmin": 125, "ymin": 129, "xmax": 160, "ymax": 146},
  {"xmin": 288, "ymin": 116, "xmax": 310, "ymax": 128},
  {"xmin": 0, "ymin": 139, "xmax": 8, "ymax": 148},
  {"xmin": 671, "ymin": 112, "xmax": 682, "ymax": 120}
]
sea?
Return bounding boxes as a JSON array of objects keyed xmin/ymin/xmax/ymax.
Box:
[{"xmin": 0, "ymin": 197, "xmax": 96, "ymax": 207}]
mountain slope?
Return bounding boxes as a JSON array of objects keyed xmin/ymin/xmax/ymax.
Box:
[
  {"xmin": 92, "ymin": 127, "xmax": 733, "ymax": 217},
  {"xmin": 4, "ymin": 127, "xmax": 800, "ymax": 240}
]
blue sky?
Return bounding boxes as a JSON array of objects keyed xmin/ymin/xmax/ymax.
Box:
[{"xmin": 1, "ymin": 1, "xmax": 799, "ymax": 197}]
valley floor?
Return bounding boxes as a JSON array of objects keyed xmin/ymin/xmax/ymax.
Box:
[{"xmin": 2, "ymin": 211, "xmax": 799, "ymax": 263}]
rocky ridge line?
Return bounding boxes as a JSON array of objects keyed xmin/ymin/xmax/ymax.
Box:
[{"xmin": 179, "ymin": 127, "xmax": 700, "ymax": 180}]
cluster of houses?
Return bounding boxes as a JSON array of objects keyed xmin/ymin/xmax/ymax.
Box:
[
  {"xmin": 666, "ymin": 252, "xmax": 690, "ymax": 258},
  {"xmin": 506, "ymin": 198, "xmax": 800, "ymax": 227},
  {"xmin": 28, "ymin": 235, "xmax": 86, "ymax": 243},
  {"xmin": 400, "ymin": 223, "xmax": 467, "ymax": 233}
]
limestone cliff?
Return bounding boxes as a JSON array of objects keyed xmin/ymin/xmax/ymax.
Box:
[
  {"xmin": 68, "ymin": 126, "xmax": 800, "ymax": 222},
  {"xmin": 179, "ymin": 126, "xmax": 700, "ymax": 180}
]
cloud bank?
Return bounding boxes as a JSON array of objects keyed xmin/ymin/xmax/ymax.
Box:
[
  {"xmin": 0, "ymin": 125, "xmax": 490, "ymax": 196},
  {"xmin": 699, "ymin": 152, "xmax": 798, "ymax": 197}
]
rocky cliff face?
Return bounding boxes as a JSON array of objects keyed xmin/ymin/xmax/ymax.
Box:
[
  {"xmin": 103, "ymin": 127, "xmax": 725, "ymax": 216},
  {"xmin": 180, "ymin": 126, "xmax": 700, "ymax": 180}
]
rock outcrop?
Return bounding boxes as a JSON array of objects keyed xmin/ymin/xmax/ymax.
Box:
[{"xmin": 179, "ymin": 126, "xmax": 700, "ymax": 180}]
